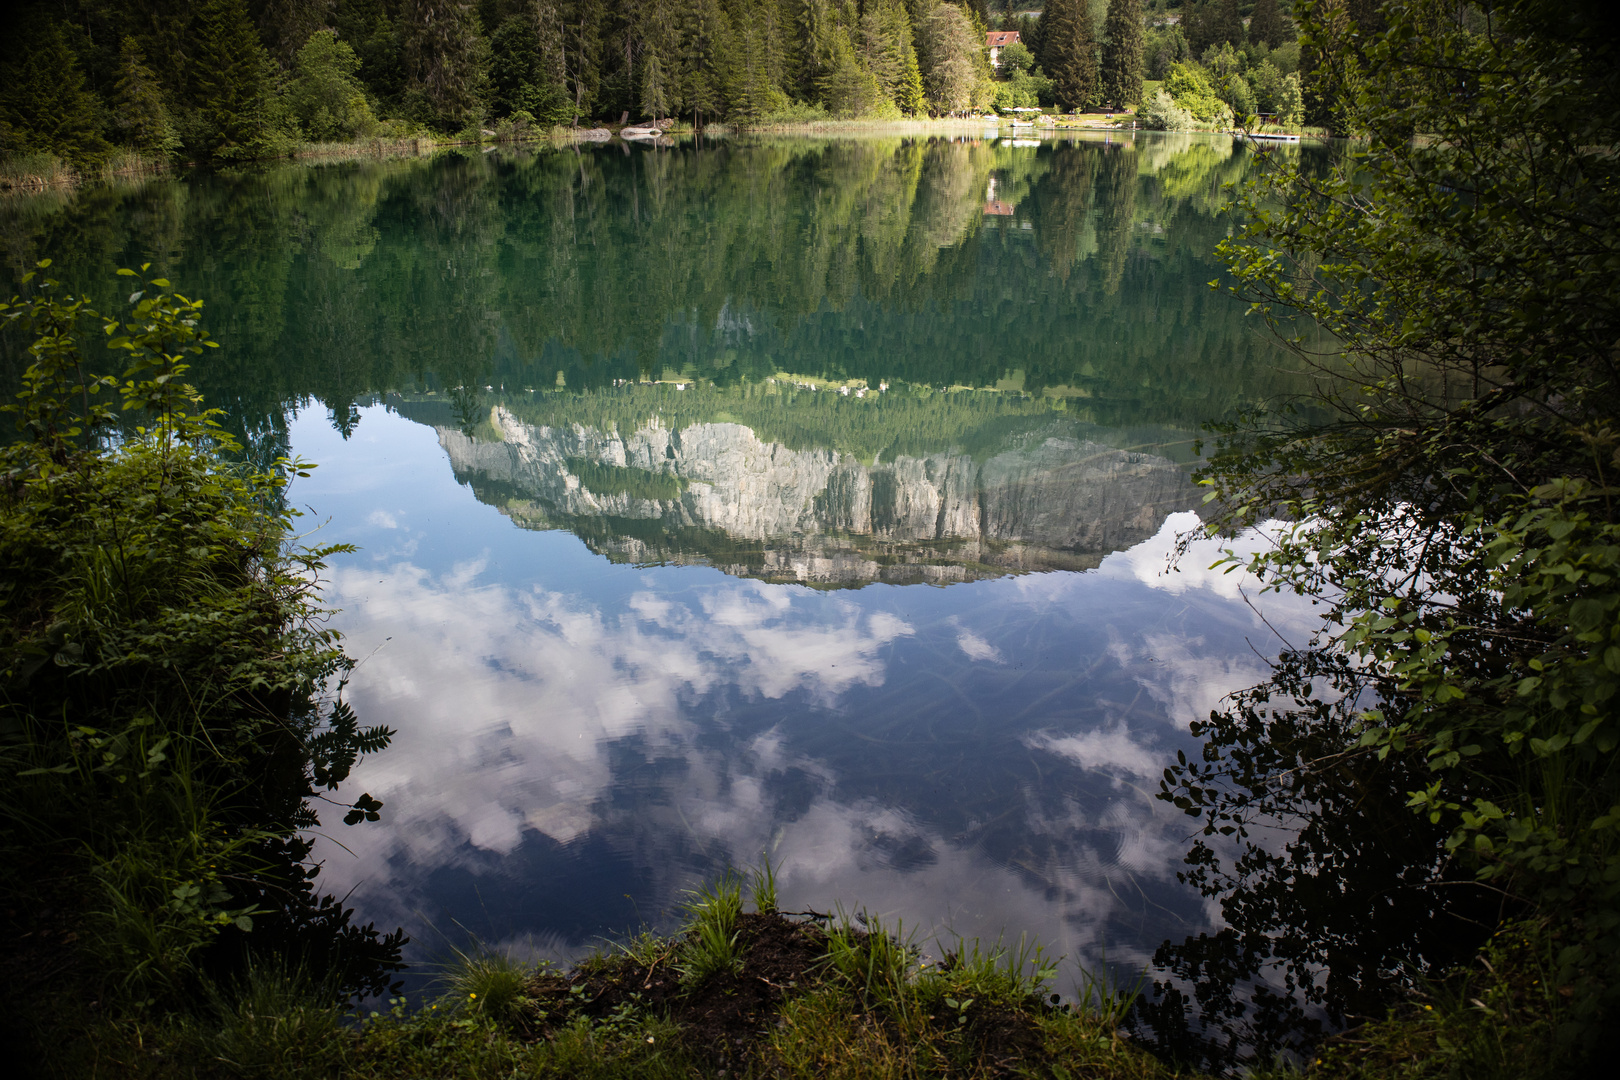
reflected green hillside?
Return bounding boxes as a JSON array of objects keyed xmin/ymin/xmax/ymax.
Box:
[{"xmin": 2, "ymin": 133, "xmax": 1325, "ymax": 465}]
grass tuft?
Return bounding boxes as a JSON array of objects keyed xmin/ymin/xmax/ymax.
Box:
[
  {"xmin": 674, "ymin": 870, "xmax": 746, "ymax": 984},
  {"xmin": 441, "ymin": 946, "xmax": 535, "ymax": 1023}
]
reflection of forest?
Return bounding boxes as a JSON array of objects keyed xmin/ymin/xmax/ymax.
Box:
[
  {"xmin": 0, "ymin": 133, "xmax": 1324, "ymax": 470},
  {"xmin": 395, "ymin": 390, "xmax": 1201, "ymax": 586}
]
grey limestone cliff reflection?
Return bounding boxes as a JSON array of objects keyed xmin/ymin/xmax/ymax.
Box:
[{"xmin": 411, "ymin": 399, "xmax": 1202, "ymax": 586}]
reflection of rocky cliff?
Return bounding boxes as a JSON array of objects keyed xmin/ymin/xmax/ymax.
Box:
[{"xmin": 418, "ymin": 402, "xmax": 1198, "ymax": 586}]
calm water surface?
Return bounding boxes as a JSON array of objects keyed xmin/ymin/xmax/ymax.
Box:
[{"xmin": 3, "ymin": 132, "xmax": 1325, "ymax": 990}]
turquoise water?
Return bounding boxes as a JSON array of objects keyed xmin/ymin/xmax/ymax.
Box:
[{"xmin": 2, "ymin": 131, "xmax": 1324, "ymax": 990}]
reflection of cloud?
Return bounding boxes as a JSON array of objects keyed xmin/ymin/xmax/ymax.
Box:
[
  {"xmin": 318, "ymin": 563, "xmax": 914, "ymax": 873},
  {"xmin": 366, "ymin": 510, "xmax": 400, "ymax": 529},
  {"xmin": 955, "ymin": 628, "xmax": 1002, "ymax": 663},
  {"xmin": 1099, "ymin": 511, "xmax": 1324, "ymax": 640},
  {"xmin": 1025, "ymin": 726, "xmax": 1159, "ymax": 778},
  {"xmin": 1113, "ymin": 633, "xmax": 1274, "ymax": 731},
  {"xmin": 312, "ymin": 555, "xmax": 1214, "ymax": 979},
  {"xmin": 1100, "ymin": 511, "xmax": 1280, "ymax": 599}
]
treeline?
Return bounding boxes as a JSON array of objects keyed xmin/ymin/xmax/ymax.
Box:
[{"xmin": 0, "ymin": 0, "xmax": 1165, "ymax": 170}]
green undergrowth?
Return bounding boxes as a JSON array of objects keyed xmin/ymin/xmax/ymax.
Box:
[
  {"xmin": 1247, "ymin": 922, "xmax": 1583, "ymax": 1080},
  {"xmin": 0, "ymin": 264, "xmax": 402, "ymax": 1073},
  {"xmin": 53, "ymin": 869, "xmax": 1180, "ymax": 1080}
]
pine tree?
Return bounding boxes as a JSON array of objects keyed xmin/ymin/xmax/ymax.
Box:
[
  {"xmin": 1214, "ymin": 0, "xmax": 1245, "ymax": 50},
  {"xmin": 112, "ymin": 36, "xmax": 179, "ymax": 156},
  {"xmin": 796, "ymin": 0, "xmax": 844, "ymax": 104},
  {"xmin": 677, "ymin": 0, "xmax": 728, "ymax": 125},
  {"xmin": 1099, "ymin": 0, "xmax": 1143, "ymax": 109},
  {"xmin": 192, "ymin": 0, "xmax": 282, "ymax": 160},
  {"xmin": 860, "ymin": 0, "xmax": 920, "ymax": 113},
  {"xmin": 725, "ymin": 0, "xmax": 787, "ymax": 120},
  {"xmin": 896, "ymin": 37, "xmax": 926, "ymax": 114},
  {"xmin": 401, "ymin": 0, "xmax": 486, "ymax": 131},
  {"xmin": 561, "ymin": 0, "xmax": 605, "ymax": 124},
  {"xmin": 255, "ymin": 0, "xmax": 338, "ymax": 68},
  {"xmin": 1247, "ymin": 0, "xmax": 1287, "ymax": 50},
  {"xmin": 1040, "ymin": 0, "xmax": 1098, "ymax": 113},
  {"xmin": 0, "ymin": 18, "xmax": 112, "ymax": 170}
]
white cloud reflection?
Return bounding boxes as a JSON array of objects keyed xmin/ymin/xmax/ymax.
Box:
[{"xmin": 311, "ymin": 553, "xmax": 1216, "ymax": 976}]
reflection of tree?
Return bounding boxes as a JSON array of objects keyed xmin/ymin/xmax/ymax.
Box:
[
  {"xmin": 2, "ymin": 135, "xmax": 1327, "ymax": 444},
  {"xmin": 1128, "ymin": 650, "xmax": 1504, "ymax": 1071}
]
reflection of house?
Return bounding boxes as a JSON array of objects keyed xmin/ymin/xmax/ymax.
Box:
[
  {"xmin": 986, "ymin": 30, "xmax": 1021, "ymax": 68},
  {"xmin": 984, "ymin": 175, "xmax": 1015, "ymax": 216}
]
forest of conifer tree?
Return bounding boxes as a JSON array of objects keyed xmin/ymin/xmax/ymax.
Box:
[{"xmin": 0, "ymin": 0, "xmax": 1177, "ymax": 168}]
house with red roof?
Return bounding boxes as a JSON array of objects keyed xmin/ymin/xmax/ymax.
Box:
[{"xmin": 986, "ymin": 31, "xmax": 1021, "ymax": 69}]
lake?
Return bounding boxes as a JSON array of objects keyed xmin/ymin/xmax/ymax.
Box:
[{"xmin": 1, "ymin": 131, "xmax": 1326, "ymax": 997}]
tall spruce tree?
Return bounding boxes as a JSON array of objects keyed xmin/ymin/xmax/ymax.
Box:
[
  {"xmin": 0, "ymin": 18, "xmax": 112, "ymax": 169},
  {"xmin": 402, "ymin": 0, "xmax": 486, "ymax": 131},
  {"xmin": 1247, "ymin": 0, "xmax": 1287, "ymax": 49},
  {"xmin": 1100, "ymin": 0, "xmax": 1143, "ymax": 108},
  {"xmin": 1040, "ymin": 0, "xmax": 1098, "ymax": 112},
  {"xmin": 677, "ymin": 0, "xmax": 727, "ymax": 125},
  {"xmin": 193, "ymin": 0, "xmax": 282, "ymax": 160},
  {"xmin": 1213, "ymin": 0, "xmax": 1245, "ymax": 49},
  {"xmin": 255, "ymin": 0, "xmax": 337, "ymax": 67},
  {"xmin": 561, "ymin": 0, "xmax": 605, "ymax": 124},
  {"xmin": 111, "ymin": 36, "xmax": 179, "ymax": 156},
  {"xmin": 859, "ymin": 0, "xmax": 924, "ymax": 113}
]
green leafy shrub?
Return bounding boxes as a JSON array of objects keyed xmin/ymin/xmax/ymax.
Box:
[
  {"xmin": 1140, "ymin": 88, "xmax": 1194, "ymax": 131},
  {"xmin": 287, "ymin": 30, "xmax": 380, "ymax": 142},
  {"xmin": 0, "ymin": 263, "xmax": 400, "ymax": 1006},
  {"xmin": 1148, "ymin": 0, "xmax": 1620, "ymax": 1065},
  {"xmin": 1163, "ymin": 62, "xmax": 1232, "ymax": 126}
]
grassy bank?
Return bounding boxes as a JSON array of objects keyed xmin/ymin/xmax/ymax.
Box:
[{"xmin": 44, "ymin": 871, "xmax": 1179, "ymax": 1080}]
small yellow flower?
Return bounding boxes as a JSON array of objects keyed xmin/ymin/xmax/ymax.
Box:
[
  {"xmin": 647, "ymin": 1036, "xmax": 656, "ymax": 1044},
  {"xmin": 469, "ymin": 992, "xmax": 477, "ymax": 999},
  {"xmin": 1424, "ymin": 1005, "xmax": 1433, "ymax": 1011}
]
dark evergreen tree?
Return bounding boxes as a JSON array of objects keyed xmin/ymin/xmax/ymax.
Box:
[
  {"xmin": 1182, "ymin": 0, "xmax": 1240, "ymax": 56},
  {"xmin": 678, "ymin": 0, "xmax": 729, "ymax": 125},
  {"xmin": 1040, "ymin": 0, "xmax": 1098, "ymax": 112},
  {"xmin": 1100, "ymin": 0, "xmax": 1143, "ymax": 108},
  {"xmin": 112, "ymin": 36, "xmax": 179, "ymax": 156},
  {"xmin": 402, "ymin": 0, "xmax": 486, "ymax": 131},
  {"xmin": 1299, "ymin": 0, "xmax": 1350, "ymax": 130},
  {"xmin": 334, "ymin": 0, "xmax": 406, "ymax": 106},
  {"xmin": 561, "ymin": 0, "xmax": 605, "ymax": 124},
  {"xmin": 193, "ymin": 0, "xmax": 283, "ymax": 159},
  {"xmin": 254, "ymin": 0, "xmax": 337, "ymax": 67},
  {"xmin": 0, "ymin": 17, "xmax": 112, "ymax": 169},
  {"xmin": 1248, "ymin": 0, "xmax": 1288, "ymax": 49},
  {"xmin": 861, "ymin": 0, "xmax": 915, "ymax": 109},
  {"xmin": 487, "ymin": 12, "xmax": 571, "ymax": 122},
  {"xmin": 1214, "ymin": 0, "xmax": 1246, "ymax": 49}
]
